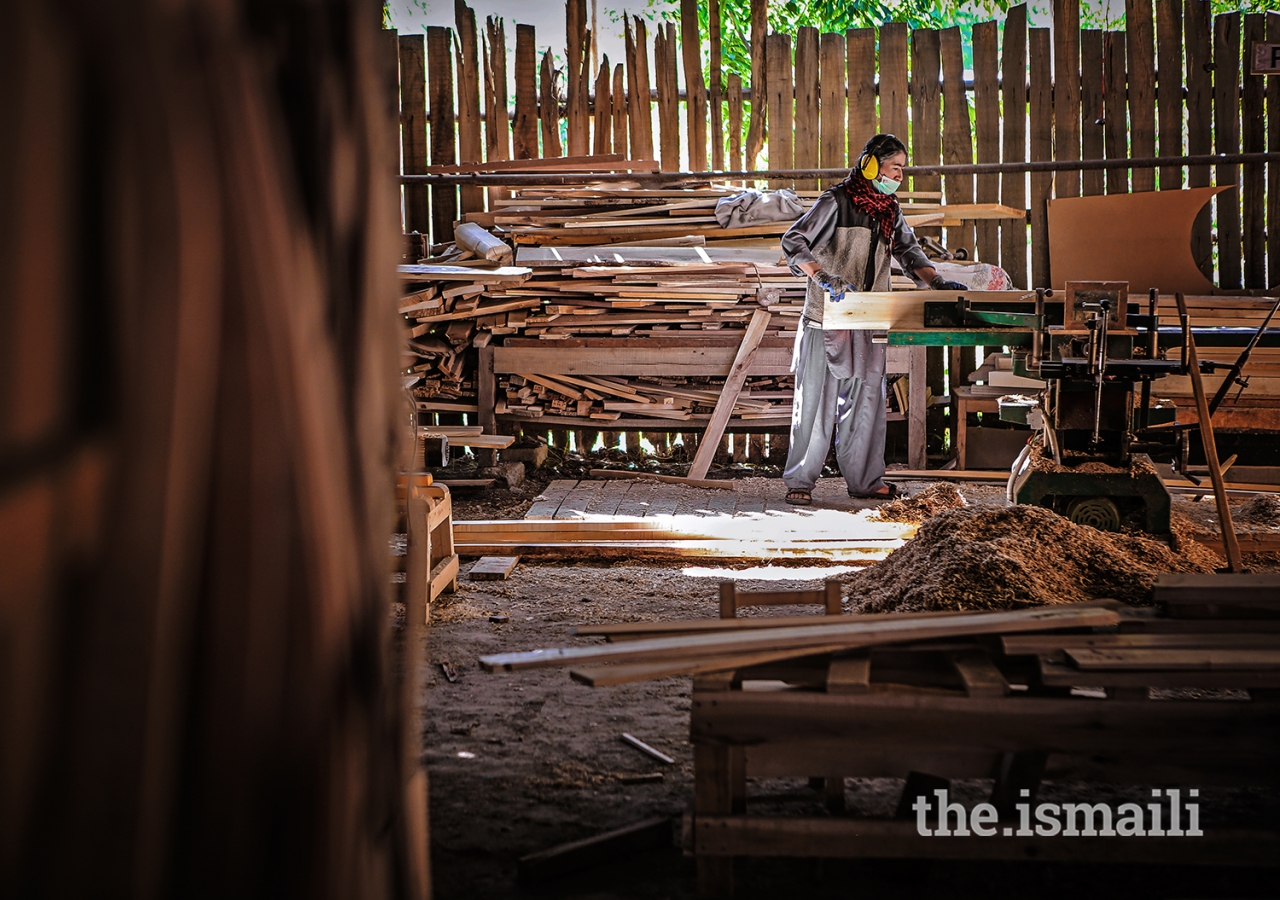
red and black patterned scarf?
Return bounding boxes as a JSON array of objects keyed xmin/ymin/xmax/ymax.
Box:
[{"xmin": 840, "ymin": 173, "xmax": 899, "ymax": 244}]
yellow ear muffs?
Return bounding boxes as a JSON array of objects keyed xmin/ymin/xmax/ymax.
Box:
[{"xmin": 858, "ymin": 151, "xmax": 879, "ymax": 181}]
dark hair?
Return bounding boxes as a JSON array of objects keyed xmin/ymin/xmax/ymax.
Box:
[{"xmin": 860, "ymin": 133, "xmax": 908, "ymax": 165}]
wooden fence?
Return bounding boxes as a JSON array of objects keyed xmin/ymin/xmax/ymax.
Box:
[{"xmin": 390, "ymin": 0, "xmax": 1279, "ymax": 290}]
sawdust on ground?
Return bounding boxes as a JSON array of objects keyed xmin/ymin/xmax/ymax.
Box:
[
  {"xmin": 871, "ymin": 482, "xmax": 968, "ymax": 524},
  {"xmin": 848, "ymin": 505, "xmax": 1222, "ymax": 612},
  {"xmin": 1236, "ymin": 494, "xmax": 1280, "ymax": 527}
]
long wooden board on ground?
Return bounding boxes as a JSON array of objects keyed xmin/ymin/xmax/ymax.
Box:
[
  {"xmin": 479, "ymin": 605, "xmax": 1122, "ymax": 673},
  {"xmin": 588, "ymin": 468, "xmax": 738, "ymax": 490}
]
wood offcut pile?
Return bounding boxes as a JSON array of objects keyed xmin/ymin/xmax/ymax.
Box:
[
  {"xmin": 1237, "ymin": 494, "xmax": 1280, "ymax": 527},
  {"xmin": 849, "ymin": 505, "xmax": 1223, "ymax": 613}
]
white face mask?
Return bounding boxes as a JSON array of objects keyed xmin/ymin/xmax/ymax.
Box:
[{"xmin": 873, "ymin": 175, "xmax": 900, "ymax": 195}]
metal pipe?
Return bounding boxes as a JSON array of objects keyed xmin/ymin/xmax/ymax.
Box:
[
  {"xmin": 402, "ymin": 151, "xmax": 1280, "ymax": 186},
  {"xmin": 1138, "ymin": 288, "xmax": 1157, "ymax": 430},
  {"xmin": 1030, "ymin": 288, "xmax": 1045, "ymax": 370}
]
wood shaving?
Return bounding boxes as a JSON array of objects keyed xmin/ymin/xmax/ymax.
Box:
[
  {"xmin": 849, "ymin": 505, "xmax": 1221, "ymax": 613},
  {"xmin": 872, "ymin": 482, "xmax": 968, "ymax": 524},
  {"xmin": 1236, "ymin": 494, "xmax": 1280, "ymax": 527}
]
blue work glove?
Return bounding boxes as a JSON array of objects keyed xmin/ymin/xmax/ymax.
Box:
[
  {"xmin": 813, "ymin": 268, "xmax": 851, "ymax": 302},
  {"xmin": 930, "ymin": 274, "xmax": 968, "ymax": 291}
]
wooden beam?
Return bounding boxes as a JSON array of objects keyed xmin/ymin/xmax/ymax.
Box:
[
  {"xmin": 1176, "ymin": 291, "xmax": 1243, "ymax": 570},
  {"xmin": 688, "ymin": 308, "xmax": 772, "ymax": 480}
]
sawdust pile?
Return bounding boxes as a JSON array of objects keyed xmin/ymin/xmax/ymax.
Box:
[
  {"xmin": 849, "ymin": 505, "xmax": 1221, "ymax": 613},
  {"xmin": 1236, "ymin": 494, "xmax": 1280, "ymax": 527},
  {"xmin": 873, "ymin": 483, "xmax": 968, "ymax": 524}
]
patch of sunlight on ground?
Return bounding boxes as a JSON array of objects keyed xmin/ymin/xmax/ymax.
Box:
[{"xmin": 680, "ymin": 564, "xmax": 860, "ymax": 581}]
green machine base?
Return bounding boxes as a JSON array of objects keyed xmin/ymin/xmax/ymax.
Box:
[{"xmin": 1011, "ymin": 453, "xmax": 1172, "ymax": 535}]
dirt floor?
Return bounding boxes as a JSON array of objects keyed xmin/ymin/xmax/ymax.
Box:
[{"xmin": 422, "ymin": 467, "xmax": 1280, "ymax": 899}]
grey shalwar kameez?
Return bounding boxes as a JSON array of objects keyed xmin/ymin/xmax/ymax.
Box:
[{"xmin": 780, "ymin": 190, "xmax": 931, "ymax": 494}]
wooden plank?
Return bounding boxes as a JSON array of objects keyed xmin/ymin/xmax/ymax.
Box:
[
  {"xmin": 611, "ymin": 63, "xmax": 628, "ymax": 158},
  {"xmin": 479, "ymin": 605, "xmax": 1122, "ymax": 672},
  {"xmin": 589, "ymin": 468, "xmax": 737, "ymax": 490},
  {"xmin": 948, "ymin": 649, "xmax": 1010, "ymax": 697},
  {"xmin": 539, "ymin": 48, "xmax": 562, "ymax": 158},
  {"xmin": 1080, "ymin": 29, "xmax": 1106, "ymax": 197},
  {"xmin": 793, "ymin": 27, "xmax": 820, "ymax": 192},
  {"xmin": 818, "ymin": 33, "xmax": 845, "ymax": 184},
  {"xmin": 1127, "ymin": 0, "xmax": 1157, "ymax": 192},
  {"xmin": 1103, "ymin": 30, "xmax": 1129, "ymax": 195},
  {"xmin": 688, "ymin": 309, "xmax": 772, "ymax": 480},
  {"xmin": 940, "ymin": 26, "xmax": 974, "ymax": 254},
  {"xmin": 743, "ymin": 0, "xmax": 768, "ymax": 168},
  {"xmin": 709, "ymin": 0, "xmax": 724, "ymax": 171},
  {"xmin": 1176, "ymin": 290, "xmax": 1242, "ymax": 570},
  {"xmin": 426, "ymin": 26, "xmax": 457, "ymax": 244},
  {"xmin": 566, "ymin": 0, "xmax": 589, "ymax": 157},
  {"xmin": 571, "ymin": 647, "xmax": 850, "ymax": 687},
  {"xmin": 512, "ymin": 24, "xmax": 538, "ymax": 159},
  {"xmin": 972, "ymin": 21, "xmax": 1001, "ymax": 265},
  {"xmin": 1186, "ymin": 0, "xmax": 1214, "ymax": 278},
  {"xmin": 847, "ymin": 28, "xmax": 877, "ymax": 144},
  {"xmin": 455, "ymin": 2, "xmax": 484, "ymax": 214},
  {"xmin": 681, "ymin": 0, "xmax": 709, "ymax": 171},
  {"xmin": 1156, "ymin": 0, "xmax": 1183, "ymax": 190},
  {"xmin": 1029, "ymin": 27, "xmax": 1053, "ymax": 287},
  {"xmin": 468, "ymin": 556, "xmax": 521, "ymax": 580},
  {"xmin": 910, "ymin": 29, "xmax": 942, "ymax": 227},
  {"xmin": 1001, "ymin": 5, "xmax": 1029, "ymax": 287},
  {"xmin": 1067, "ymin": 647, "xmax": 1280, "ymax": 670},
  {"xmin": 518, "ymin": 818, "xmax": 672, "ymax": 884},
  {"xmin": 1004, "ymin": 632, "xmax": 1280, "ymax": 653},
  {"xmin": 399, "ymin": 35, "xmax": 430, "ymax": 235},
  {"xmin": 482, "ymin": 16, "xmax": 510, "ymax": 210},
  {"xmin": 1053, "ymin": 0, "xmax": 1082, "ymax": 199},
  {"xmin": 1243, "ymin": 13, "xmax": 1267, "ymax": 289},
  {"xmin": 1268, "ymin": 12, "xmax": 1280, "ymax": 286},
  {"xmin": 879, "ymin": 23, "xmax": 910, "ymax": 142},
  {"xmin": 554, "ymin": 479, "xmax": 607, "ymax": 518},
  {"xmin": 728, "ymin": 73, "xmax": 743, "ymax": 175},
  {"xmin": 694, "ymin": 817, "xmax": 1280, "ymax": 864},
  {"xmin": 825, "ymin": 655, "xmax": 871, "ymax": 694},
  {"xmin": 1154, "ymin": 572, "xmax": 1280, "ymax": 603},
  {"xmin": 593, "ymin": 60, "xmax": 611, "ymax": 155},
  {"xmin": 766, "ymin": 33, "xmax": 794, "ymax": 189},
  {"xmin": 1214, "ymin": 12, "xmax": 1242, "ymax": 289},
  {"xmin": 524, "ymin": 479, "xmax": 580, "ymax": 519},
  {"xmin": 625, "ymin": 16, "xmax": 655, "ymax": 162},
  {"xmin": 655, "ymin": 24, "xmax": 681, "ymax": 172}
]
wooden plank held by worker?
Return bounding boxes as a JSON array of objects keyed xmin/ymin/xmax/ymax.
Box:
[{"xmin": 688, "ymin": 308, "xmax": 772, "ymax": 480}]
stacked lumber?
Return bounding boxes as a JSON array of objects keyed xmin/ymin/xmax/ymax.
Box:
[
  {"xmin": 475, "ymin": 188, "xmax": 1023, "ymax": 246},
  {"xmin": 495, "ymin": 372, "xmax": 794, "ymax": 422}
]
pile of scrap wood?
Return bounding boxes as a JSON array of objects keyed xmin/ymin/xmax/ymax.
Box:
[{"xmin": 479, "ymin": 575, "xmax": 1280, "ymax": 690}]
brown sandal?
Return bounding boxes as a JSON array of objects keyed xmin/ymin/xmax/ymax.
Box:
[{"xmin": 784, "ymin": 488, "xmax": 813, "ymax": 506}]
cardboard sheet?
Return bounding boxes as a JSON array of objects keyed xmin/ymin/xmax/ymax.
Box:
[{"xmin": 1047, "ymin": 186, "xmax": 1229, "ymax": 294}]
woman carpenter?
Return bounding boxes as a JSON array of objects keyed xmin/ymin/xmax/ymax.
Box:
[{"xmin": 779, "ymin": 133, "xmax": 964, "ymax": 505}]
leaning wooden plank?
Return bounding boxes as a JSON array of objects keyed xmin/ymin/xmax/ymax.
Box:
[
  {"xmin": 574, "ymin": 608, "xmax": 975, "ymax": 640},
  {"xmin": 479, "ymin": 605, "xmax": 1122, "ymax": 672},
  {"xmin": 688, "ymin": 308, "xmax": 772, "ymax": 480},
  {"xmin": 1066, "ymin": 647, "xmax": 1280, "ymax": 670},
  {"xmin": 468, "ymin": 555, "xmax": 521, "ymax": 580},
  {"xmin": 517, "ymin": 818, "xmax": 673, "ymax": 884}
]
